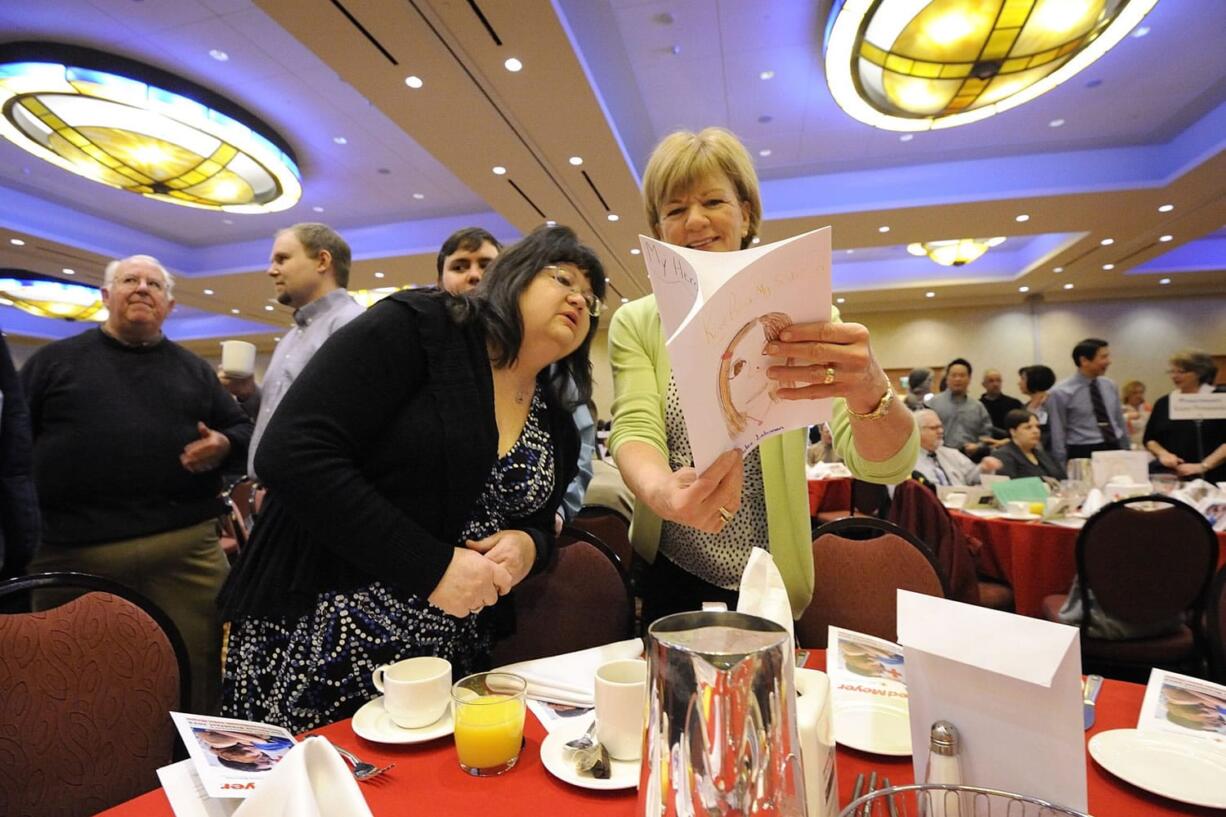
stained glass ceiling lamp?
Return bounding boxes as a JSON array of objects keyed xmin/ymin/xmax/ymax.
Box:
[
  {"xmin": 0, "ymin": 271, "xmax": 107, "ymax": 321},
  {"xmin": 0, "ymin": 42, "xmax": 300, "ymax": 212},
  {"xmin": 824, "ymin": 0, "xmax": 1158, "ymax": 131},
  {"xmin": 907, "ymin": 237, "xmax": 1006, "ymax": 266},
  {"xmin": 350, "ymin": 286, "xmax": 407, "ymax": 309}
]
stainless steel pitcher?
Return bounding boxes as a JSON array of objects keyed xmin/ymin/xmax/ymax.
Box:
[{"xmin": 637, "ymin": 611, "xmax": 806, "ymax": 817}]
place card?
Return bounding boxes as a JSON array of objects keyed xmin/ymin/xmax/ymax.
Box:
[{"xmin": 896, "ymin": 591, "xmax": 1087, "ymax": 810}]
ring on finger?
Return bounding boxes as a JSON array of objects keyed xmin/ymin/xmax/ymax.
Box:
[
  {"xmin": 822, "ymin": 366, "xmax": 836, "ymax": 386},
  {"xmin": 718, "ymin": 505, "xmax": 734, "ymax": 524}
]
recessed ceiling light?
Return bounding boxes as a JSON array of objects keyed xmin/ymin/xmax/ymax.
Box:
[
  {"xmin": 412, "ymin": 193, "xmax": 424, "ymax": 200},
  {"xmin": 377, "ymin": 168, "xmax": 392, "ymax": 175},
  {"xmin": 1159, "ymin": 234, "xmax": 1173, "ymax": 242},
  {"xmin": 312, "ymin": 206, "xmax": 324, "ymax": 212},
  {"xmin": 222, "ymin": 218, "xmax": 233, "ymax": 224},
  {"xmin": 1132, "ymin": 25, "xmax": 1150, "ymax": 38},
  {"xmin": 1102, "ymin": 263, "xmax": 1115, "ymax": 270},
  {"xmin": 9, "ymin": 238, "xmax": 24, "ymax": 246},
  {"xmin": 1048, "ymin": 118, "xmax": 1065, "ymax": 128},
  {"xmin": 758, "ymin": 148, "xmax": 772, "ymax": 157},
  {"xmin": 374, "ymin": 272, "xmax": 385, "ymax": 279},
  {"xmin": 1018, "ymin": 286, "xmax": 1030, "ymax": 293},
  {"xmin": 1159, "ymin": 277, "xmax": 1171, "ymax": 285},
  {"xmin": 846, "ymin": 249, "xmax": 855, "ymax": 254},
  {"xmin": 62, "ymin": 267, "xmax": 75, "ymax": 275},
  {"xmin": 274, "ymin": 336, "xmax": 281, "ymax": 342},
  {"xmin": 836, "ymin": 297, "xmax": 846, "ymax": 304},
  {"xmin": 1015, "ymin": 214, "xmax": 1030, "ymax": 222},
  {"xmin": 630, "ymin": 248, "xmax": 641, "ymax": 255},
  {"xmin": 925, "ymin": 291, "xmax": 936, "ymax": 298},
  {"xmin": 1100, "ymin": 238, "xmax": 1114, "ymax": 246},
  {"xmin": 492, "ymin": 166, "xmax": 507, "ymax": 175},
  {"xmin": 404, "ymin": 75, "xmax": 423, "ymax": 89},
  {"xmin": 1063, "ymin": 283, "xmax": 1074, "ymax": 290},
  {"xmin": 759, "ymin": 70, "xmax": 774, "ymax": 80},
  {"xmin": 1157, "ymin": 203, "xmax": 1174, "ymax": 212},
  {"xmin": 568, "ymin": 156, "xmax": 583, "ymax": 166},
  {"xmin": 545, "ymin": 220, "xmax": 557, "ymax": 227},
  {"xmin": 757, "ymin": 114, "xmax": 772, "ymax": 124},
  {"xmin": 607, "ymin": 213, "xmax": 619, "ymax": 222},
  {"xmin": 878, "ymin": 225, "xmax": 890, "ymax": 233},
  {"xmin": 203, "ymin": 288, "xmax": 215, "ymax": 295},
  {"xmin": 1053, "ymin": 266, "xmax": 1064, "ymax": 273},
  {"xmin": 899, "ymin": 134, "xmax": 914, "ymax": 142},
  {"xmin": 230, "ymin": 308, "xmax": 240, "ymax": 314},
  {"xmin": 264, "ymin": 305, "xmax": 274, "ymax": 311},
  {"xmin": 209, "ymin": 49, "xmax": 229, "ymax": 62},
  {"xmin": 751, "ymin": 237, "xmax": 761, "ymax": 244},
  {"xmin": 504, "ymin": 58, "xmax": 523, "ymax": 72},
  {"xmin": 621, "ymin": 297, "xmax": 630, "ymax": 304},
  {"xmin": 333, "ymin": 136, "xmax": 347, "ymax": 145}
]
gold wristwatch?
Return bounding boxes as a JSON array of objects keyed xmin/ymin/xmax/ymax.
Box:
[{"xmin": 846, "ymin": 384, "xmax": 895, "ymax": 421}]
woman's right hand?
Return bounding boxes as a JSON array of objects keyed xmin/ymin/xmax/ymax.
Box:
[
  {"xmin": 428, "ymin": 548, "xmax": 513, "ymax": 618},
  {"xmin": 1157, "ymin": 451, "xmax": 1184, "ymax": 469},
  {"xmin": 648, "ymin": 448, "xmax": 744, "ymax": 533}
]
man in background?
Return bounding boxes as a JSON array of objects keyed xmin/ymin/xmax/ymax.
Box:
[
  {"xmin": 929, "ymin": 358, "xmax": 998, "ymax": 461},
  {"xmin": 913, "ymin": 410, "xmax": 1002, "ymax": 486},
  {"xmin": 1047, "ymin": 338, "xmax": 1127, "ymax": 465},
  {"xmin": 979, "ymin": 368, "xmax": 1023, "ymax": 432},
  {"xmin": 22, "ymin": 255, "xmax": 252, "ymax": 713}
]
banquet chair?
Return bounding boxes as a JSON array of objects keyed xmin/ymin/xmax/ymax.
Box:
[
  {"xmin": 0, "ymin": 571, "xmax": 190, "ymax": 817},
  {"xmin": 218, "ymin": 478, "xmax": 255, "ymax": 561},
  {"xmin": 1040, "ymin": 495, "xmax": 1219, "ymax": 680},
  {"xmin": 572, "ymin": 504, "xmax": 633, "ymax": 575},
  {"xmin": 797, "ymin": 517, "xmax": 946, "ymax": 648},
  {"xmin": 1205, "ymin": 565, "xmax": 1226, "ymax": 684},
  {"xmin": 490, "ymin": 531, "xmax": 635, "ymax": 666}
]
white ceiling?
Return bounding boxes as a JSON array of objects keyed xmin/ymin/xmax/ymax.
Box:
[{"xmin": 0, "ymin": 0, "xmax": 1223, "ymax": 352}]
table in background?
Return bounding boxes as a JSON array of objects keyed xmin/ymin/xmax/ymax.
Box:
[
  {"xmin": 954, "ymin": 511, "xmax": 1226, "ymax": 618},
  {"xmin": 99, "ymin": 652, "xmax": 1217, "ymax": 817},
  {"xmin": 808, "ymin": 477, "xmax": 852, "ymax": 517}
]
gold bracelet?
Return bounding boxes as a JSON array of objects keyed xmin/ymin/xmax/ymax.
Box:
[{"xmin": 846, "ymin": 385, "xmax": 895, "ymax": 421}]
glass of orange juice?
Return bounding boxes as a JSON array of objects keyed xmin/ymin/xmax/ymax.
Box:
[{"xmin": 451, "ymin": 672, "xmax": 527, "ymax": 776}]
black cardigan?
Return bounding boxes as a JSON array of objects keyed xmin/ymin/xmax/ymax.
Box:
[
  {"xmin": 994, "ymin": 441, "xmax": 1067, "ymax": 481},
  {"xmin": 220, "ymin": 290, "xmax": 579, "ymax": 622}
]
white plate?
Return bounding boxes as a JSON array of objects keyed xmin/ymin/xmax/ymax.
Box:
[
  {"xmin": 832, "ymin": 696, "xmax": 912, "ymax": 756},
  {"xmin": 351, "ymin": 696, "xmax": 454, "ymax": 744},
  {"xmin": 1000, "ymin": 512, "xmax": 1042, "ymax": 521},
  {"xmin": 1089, "ymin": 728, "xmax": 1226, "ymax": 809},
  {"xmin": 539, "ymin": 721, "xmax": 639, "ymax": 791}
]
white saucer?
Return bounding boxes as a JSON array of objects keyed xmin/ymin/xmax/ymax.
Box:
[
  {"xmin": 1089, "ymin": 728, "xmax": 1226, "ymax": 809},
  {"xmin": 539, "ymin": 722, "xmax": 639, "ymax": 791},
  {"xmin": 351, "ymin": 696, "xmax": 454, "ymax": 744},
  {"xmin": 1000, "ymin": 512, "xmax": 1041, "ymax": 521},
  {"xmin": 833, "ymin": 696, "xmax": 912, "ymax": 756}
]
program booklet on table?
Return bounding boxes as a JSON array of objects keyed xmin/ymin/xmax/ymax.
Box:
[
  {"xmin": 640, "ymin": 227, "xmax": 832, "ymax": 472},
  {"xmin": 161, "ymin": 712, "xmax": 298, "ymax": 806}
]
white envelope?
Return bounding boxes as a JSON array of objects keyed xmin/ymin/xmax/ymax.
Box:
[{"xmin": 896, "ymin": 590, "xmax": 1087, "ymax": 811}]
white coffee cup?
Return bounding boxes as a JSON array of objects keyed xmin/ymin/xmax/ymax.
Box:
[
  {"xmin": 1005, "ymin": 500, "xmax": 1030, "ymax": 516},
  {"xmin": 372, "ymin": 656, "xmax": 452, "ymax": 729},
  {"xmin": 220, "ymin": 340, "xmax": 257, "ymax": 378},
  {"xmin": 595, "ymin": 658, "xmax": 647, "ymax": 760}
]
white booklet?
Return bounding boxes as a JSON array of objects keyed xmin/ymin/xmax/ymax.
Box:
[
  {"xmin": 827, "ymin": 625, "xmax": 907, "ymax": 694},
  {"xmin": 640, "ymin": 227, "xmax": 833, "ymax": 472},
  {"xmin": 170, "ymin": 712, "xmax": 298, "ymax": 799},
  {"xmin": 1138, "ymin": 669, "xmax": 1226, "ymax": 745}
]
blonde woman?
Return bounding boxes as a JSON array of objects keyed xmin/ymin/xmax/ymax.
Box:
[{"xmin": 608, "ymin": 127, "xmax": 918, "ymax": 627}]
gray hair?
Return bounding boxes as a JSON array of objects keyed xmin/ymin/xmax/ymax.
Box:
[{"xmin": 103, "ymin": 255, "xmax": 176, "ymax": 297}]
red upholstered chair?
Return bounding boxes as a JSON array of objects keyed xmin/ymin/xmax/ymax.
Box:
[
  {"xmin": 572, "ymin": 504, "xmax": 633, "ymax": 575},
  {"xmin": 1040, "ymin": 495, "xmax": 1218, "ymax": 679},
  {"xmin": 0, "ymin": 571, "xmax": 189, "ymax": 817},
  {"xmin": 490, "ymin": 530, "xmax": 635, "ymax": 666},
  {"xmin": 1204, "ymin": 566, "xmax": 1226, "ymax": 684},
  {"xmin": 797, "ymin": 517, "xmax": 946, "ymax": 648}
]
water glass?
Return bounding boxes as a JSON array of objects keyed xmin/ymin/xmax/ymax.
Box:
[
  {"xmin": 451, "ymin": 672, "xmax": 526, "ymax": 776},
  {"xmin": 1150, "ymin": 474, "xmax": 1179, "ymax": 495}
]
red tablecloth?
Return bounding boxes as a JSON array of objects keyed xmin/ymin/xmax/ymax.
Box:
[
  {"xmin": 954, "ymin": 511, "xmax": 1226, "ymax": 618},
  {"xmin": 808, "ymin": 477, "xmax": 852, "ymax": 516},
  {"xmin": 99, "ymin": 652, "xmax": 1218, "ymax": 817}
]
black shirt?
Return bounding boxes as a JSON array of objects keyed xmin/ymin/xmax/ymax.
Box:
[{"xmin": 981, "ymin": 392, "xmax": 1024, "ymax": 432}]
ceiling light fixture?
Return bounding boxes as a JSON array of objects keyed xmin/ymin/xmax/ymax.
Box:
[
  {"xmin": 1157, "ymin": 203, "xmax": 1174, "ymax": 212},
  {"xmin": 492, "ymin": 165, "xmax": 507, "ymax": 175},
  {"xmin": 1053, "ymin": 266, "xmax": 1064, "ymax": 273},
  {"xmin": 925, "ymin": 291, "xmax": 936, "ymax": 298},
  {"xmin": 1159, "ymin": 277, "xmax": 1170, "ymax": 285},
  {"xmin": 607, "ymin": 214, "xmax": 619, "ymax": 222},
  {"xmin": 230, "ymin": 308, "xmax": 240, "ymax": 314},
  {"xmin": 374, "ymin": 271, "xmax": 384, "ymax": 279},
  {"xmin": 332, "ymin": 136, "xmax": 347, "ymax": 145},
  {"xmin": 759, "ymin": 70, "xmax": 775, "ymax": 80},
  {"xmin": 264, "ymin": 304, "xmax": 274, "ymax": 311},
  {"xmin": 568, "ymin": 156, "xmax": 583, "ymax": 166},
  {"xmin": 203, "ymin": 288, "xmax": 215, "ymax": 295},
  {"xmin": 899, "ymin": 133, "xmax": 914, "ymax": 142},
  {"xmin": 1100, "ymin": 238, "xmax": 1114, "ymax": 245},
  {"xmin": 312, "ymin": 206, "xmax": 324, "ymax": 213},
  {"xmin": 823, "ymin": 0, "xmax": 1159, "ymax": 131},
  {"xmin": 1102, "ymin": 263, "xmax": 1115, "ymax": 270},
  {"xmin": 208, "ymin": 50, "xmax": 229, "ymax": 63},
  {"xmin": 759, "ymin": 148, "xmax": 772, "ymax": 157},
  {"xmin": 630, "ymin": 248, "xmax": 641, "ymax": 255},
  {"xmin": 1158, "ymin": 234, "xmax": 1173, "ymax": 242},
  {"xmin": 836, "ymin": 297, "xmax": 846, "ymax": 304},
  {"xmin": 1049, "ymin": 118, "xmax": 1065, "ymax": 127},
  {"xmin": 404, "ymin": 75, "xmax": 423, "ymax": 89},
  {"xmin": 907, "ymin": 236, "xmax": 1005, "ymax": 267},
  {"xmin": 62, "ymin": 267, "xmax": 74, "ymax": 275},
  {"xmin": 1063, "ymin": 283, "xmax": 1074, "ymax": 290},
  {"xmin": 1018, "ymin": 286, "xmax": 1030, "ymax": 293},
  {"xmin": 1015, "ymin": 214, "xmax": 1030, "ymax": 222},
  {"xmin": 0, "ymin": 42, "xmax": 301, "ymax": 213},
  {"xmin": 878, "ymin": 225, "xmax": 890, "ymax": 233},
  {"xmin": 9, "ymin": 238, "xmax": 24, "ymax": 246},
  {"xmin": 412, "ymin": 193, "xmax": 424, "ymax": 200},
  {"xmin": 504, "ymin": 58, "xmax": 523, "ymax": 72},
  {"xmin": 0, "ymin": 272, "xmax": 106, "ymax": 321},
  {"xmin": 1132, "ymin": 25, "xmax": 1150, "ymax": 37}
]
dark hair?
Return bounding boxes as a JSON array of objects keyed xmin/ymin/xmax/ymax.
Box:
[
  {"xmin": 453, "ymin": 225, "xmax": 605, "ymax": 410},
  {"xmin": 437, "ymin": 227, "xmax": 502, "ymax": 279},
  {"xmin": 1003, "ymin": 408, "xmax": 1037, "ymax": 433},
  {"xmin": 281, "ymin": 223, "xmax": 351, "ymax": 287},
  {"xmin": 1072, "ymin": 338, "xmax": 1108, "ymax": 367},
  {"xmin": 945, "ymin": 358, "xmax": 972, "ymax": 377},
  {"xmin": 1019, "ymin": 365, "xmax": 1056, "ymax": 393}
]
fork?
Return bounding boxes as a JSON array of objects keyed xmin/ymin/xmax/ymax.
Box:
[{"xmin": 334, "ymin": 745, "xmax": 395, "ymax": 781}]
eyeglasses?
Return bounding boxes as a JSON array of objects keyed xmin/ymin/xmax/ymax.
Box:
[
  {"xmin": 540, "ymin": 265, "xmax": 603, "ymax": 317},
  {"xmin": 111, "ymin": 274, "xmax": 168, "ymax": 294}
]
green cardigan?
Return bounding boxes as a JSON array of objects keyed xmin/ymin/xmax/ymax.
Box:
[{"xmin": 607, "ymin": 296, "xmax": 919, "ymax": 617}]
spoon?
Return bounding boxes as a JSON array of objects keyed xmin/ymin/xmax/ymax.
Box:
[{"xmin": 564, "ymin": 720, "xmax": 598, "ymax": 752}]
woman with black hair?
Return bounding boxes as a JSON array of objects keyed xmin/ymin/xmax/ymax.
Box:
[
  {"xmin": 994, "ymin": 409, "xmax": 1067, "ymax": 481},
  {"xmin": 219, "ymin": 225, "xmax": 606, "ymax": 731},
  {"xmin": 1018, "ymin": 364, "xmax": 1056, "ymax": 450}
]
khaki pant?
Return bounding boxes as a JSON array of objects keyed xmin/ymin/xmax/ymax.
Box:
[{"xmin": 29, "ymin": 519, "xmax": 229, "ymax": 715}]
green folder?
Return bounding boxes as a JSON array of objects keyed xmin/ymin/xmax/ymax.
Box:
[{"xmin": 990, "ymin": 476, "xmax": 1049, "ymax": 505}]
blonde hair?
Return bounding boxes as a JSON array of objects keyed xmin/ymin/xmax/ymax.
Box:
[{"xmin": 642, "ymin": 127, "xmax": 761, "ymax": 249}]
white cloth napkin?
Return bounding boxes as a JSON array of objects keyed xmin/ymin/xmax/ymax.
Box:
[
  {"xmin": 493, "ymin": 638, "xmax": 643, "ymax": 706},
  {"xmin": 737, "ymin": 548, "xmax": 795, "ymax": 642},
  {"xmin": 232, "ymin": 736, "xmax": 372, "ymax": 817},
  {"xmin": 1079, "ymin": 487, "xmax": 1105, "ymax": 517}
]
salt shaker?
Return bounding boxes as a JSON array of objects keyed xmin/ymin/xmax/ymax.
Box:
[{"xmin": 922, "ymin": 721, "xmax": 962, "ymax": 817}]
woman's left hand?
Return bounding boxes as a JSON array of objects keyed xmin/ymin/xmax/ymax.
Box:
[
  {"xmin": 466, "ymin": 530, "xmax": 536, "ymax": 588},
  {"xmin": 765, "ymin": 320, "xmax": 887, "ymax": 413},
  {"xmin": 1175, "ymin": 462, "xmax": 1207, "ymax": 478}
]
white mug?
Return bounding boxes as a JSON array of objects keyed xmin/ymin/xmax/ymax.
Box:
[
  {"xmin": 220, "ymin": 340, "xmax": 257, "ymax": 378},
  {"xmin": 595, "ymin": 658, "xmax": 647, "ymax": 760},
  {"xmin": 372, "ymin": 656, "xmax": 452, "ymax": 729},
  {"xmin": 1005, "ymin": 500, "xmax": 1030, "ymax": 516}
]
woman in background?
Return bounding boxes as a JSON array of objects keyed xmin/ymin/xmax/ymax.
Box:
[
  {"xmin": 1144, "ymin": 350, "xmax": 1226, "ymax": 483},
  {"xmin": 994, "ymin": 409, "xmax": 1066, "ymax": 481},
  {"xmin": 1120, "ymin": 379, "xmax": 1151, "ymax": 450},
  {"xmin": 1018, "ymin": 364, "xmax": 1056, "ymax": 450}
]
